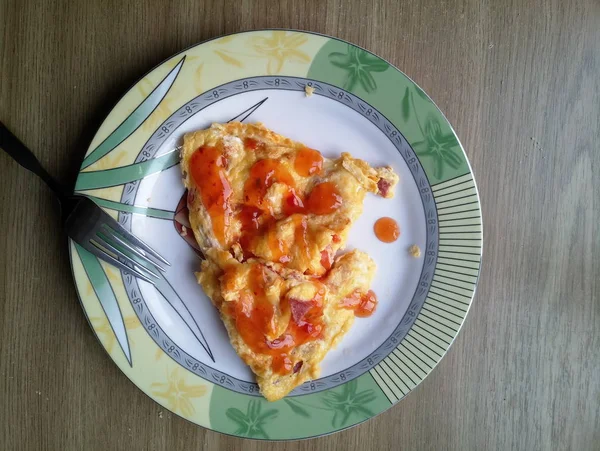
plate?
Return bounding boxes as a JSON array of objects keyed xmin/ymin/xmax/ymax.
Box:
[{"xmin": 70, "ymin": 30, "xmax": 482, "ymax": 440}]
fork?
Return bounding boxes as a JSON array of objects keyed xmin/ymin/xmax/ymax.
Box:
[{"xmin": 0, "ymin": 121, "xmax": 170, "ymax": 284}]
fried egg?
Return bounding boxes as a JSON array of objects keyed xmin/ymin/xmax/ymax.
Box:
[{"xmin": 180, "ymin": 122, "xmax": 398, "ymax": 401}]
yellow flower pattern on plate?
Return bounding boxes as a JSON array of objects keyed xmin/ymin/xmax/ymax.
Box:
[
  {"xmin": 83, "ymin": 150, "xmax": 127, "ymax": 172},
  {"xmin": 151, "ymin": 367, "xmax": 208, "ymax": 417},
  {"xmin": 90, "ymin": 315, "xmax": 141, "ymax": 354},
  {"xmin": 248, "ymin": 31, "xmax": 310, "ymax": 74},
  {"xmin": 138, "ymin": 78, "xmax": 180, "ymax": 132}
]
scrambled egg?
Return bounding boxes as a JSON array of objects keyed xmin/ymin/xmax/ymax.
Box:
[{"xmin": 180, "ymin": 122, "xmax": 398, "ymax": 401}]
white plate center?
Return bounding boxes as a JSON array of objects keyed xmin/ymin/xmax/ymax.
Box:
[{"xmin": 130, "ymin": 89, "xmax": 426, "ymax": 381}]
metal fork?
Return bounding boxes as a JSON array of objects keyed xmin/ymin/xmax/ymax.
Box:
[{"xmin": 0, "ymin": 121, "xmax": 170, "ymax": 284}]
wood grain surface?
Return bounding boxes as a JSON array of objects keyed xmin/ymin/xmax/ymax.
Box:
[{"xmin": 1, "ymin": 0, "xmax": 599, "ymax": 449}]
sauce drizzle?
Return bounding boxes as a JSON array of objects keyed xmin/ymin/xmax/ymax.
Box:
[
  {"xmin": 237, "ymin": 158, "xmax": 343, "ymax": 264},
  {"xmin": 226, "ymin": 263, "xmax": 325, "ymax": 375},
  {"xmin": 189, "ymin": 146, "xmax": 233, "ymax": 243},
  {"xmin": 243, "ymin": 158, "xmax": 295, "ymax": 212}
]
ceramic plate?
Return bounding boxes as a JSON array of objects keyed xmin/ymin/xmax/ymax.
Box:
[{"xmin": 70, "ymin": 30, "xmax": 482, "ymax": 440}]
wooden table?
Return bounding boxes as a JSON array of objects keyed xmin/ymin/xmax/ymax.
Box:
[{"xmin": 1, "ymin": 0, "xmax": 599, "ymax": 449}]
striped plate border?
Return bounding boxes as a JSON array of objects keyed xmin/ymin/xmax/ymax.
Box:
[{"xmin": 370, "ymin": 173, "xmax": 482, "ymax": 403}]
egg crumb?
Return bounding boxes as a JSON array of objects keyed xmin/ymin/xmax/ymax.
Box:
[
  {"xmin": 409, "ymin": 244, "xmax": 421, "ymax": 258},
  {"xmin": 181, "ymin": 225, "xmax": 187, "ymax": 237},
  {"xmin": 304, "ymin": 85, "xmax": 314, "ymax": 97}
]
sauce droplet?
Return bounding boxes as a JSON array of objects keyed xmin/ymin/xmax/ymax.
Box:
[
  {"xmin": 283, "ymin": 189, "xmax": 305, "ymax": 216},
  {"xmin": 374, "ymin": 217, "xmax": 400, "ymax": 243},
  {"xmin": 305, "ymin": 182, "xmax": 342, "ymax": 215},
  {"xmin": 294, "ymin": 148, "xmax": 323, "ymax": 177},
  {"xmin": 320, "ymin": 248, "xmax": 332, "ymax": 270},
  {"xmin": 341, "ymin": 290, "xmax": 378, "ymax": 317},
  {"xmin": 244, "ymin": 137, "xmax": 262, "ymax": 151},
  {"xmin": 272, "ymin": 354, "xmax": 293, "ymax": 375}
]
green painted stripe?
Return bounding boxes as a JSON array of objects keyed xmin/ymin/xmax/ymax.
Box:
[
  {"xmin": 83, "ymin": 195, "xmax": 175, "ymax": 220},
  {"xmin": 439, "ymin": 246, "xmax": 481, "ymax": 256},
  {"xmin": 370, "ymin": 366, "xmax": 402, "ymax": 402},
  {"xmin": 397, "ymin": 343, "xmax": 431, "ymax": 373},
  {"xmin": 436, "ymin": 264, "xmax": 479, "ymax": 277},
  {"xmin": 439, "ymin": 232, "xmax": 482, "ymax": 240},
  {"xmin": 438, "ymin": 257, "xmax": 480, "ymax": 268},
  {"xmin": 438, "ymin": 224, "xmax": 481, "ymax": 233},
  {"xmin": 429, "ymin": 289, "xmax": 472, "ymax": 307},
  {"xmin": 422, "ymin": 302, "xmax": 465, "ymax": 322},
  {"xmin": 415, "ymin": 317, "xmax": 455, "ymax": 341},
  {"xmin": 408, "ymin": 330, "xmax": 443, "ymax": 358},
  {"xmin": 73, "ymin": 243, "xmax": 132, "ymax": 365},
  {"xmin": 394, "ymin": 347, "xmax": 427, "ymax": 379},
  {"xmin": 434, "ymin": 187, "xmax": 478, "ymax": 202},
  {"xmin": 437, "ymin": 221, "xmax": 482, "ymax": 229},
  {"xmin": 380, "ymin": 359, "xmax": 411, "ymax": 393},
  {"xmin": 75, "ymin": 150, "xmax": 179, "ymax": 191},
  {"xmin": 437, "ymin": 199, "xmax": 480, "ymax": 212},
  {"xmin": 431, "ymin": 173, "xmax": 473, "ymax": 192},
  {"xmin": 388, "ymin": 350, "xmax": 420, "ymax": 384},
  {"xmin": 437, "ymin": 257, "xmax": 480, "ymax": 269},
  {"xmin": 413, "ymin": 321, "xmax": 453, "ymax": 345},
  {"xmin": 432, "ymin": 278, "xmax": 475, "ymax": 294},
  {"xmin": 418, "ymin": 310, "xmax": 459, "ymax": 333},
  {"xmin": 431, "ymin": 179, "xmax": 475, "ymax": 197},
  {"xmin": 384, "ymin": 357, "xmax": 415, "ymax": 390},
  {"xmin": 386, "ymin": 351, "xmax": 416, "ymax": 384},
  {"xmin": 439, "ymin": 239, "xmax": 483, "ymax": 247},
  {"xmin": 438, "ymin": 215, "xmax": 481, "ymax": 224},
  {"xmin": 434, "ymin": 270, "xmax": 478, "ymax": 285},
  {"xmin": 421, "ymin": 306, "xmax": 462, "ymax": 327},
  {"xmin": 430, "ymin": 286, "xmax": 472, "ymax": 304},
  {"xmin": 81, "ymin": 57, "xmax": 185, "ymax": 169},
  {"xmin": 368, "ymin": 367, "xmax": 393, "ymax": 402},
  {"xmin": 412, "ymin": 324, "xmax": 451, "ymax": 351},
  {"xmin": 403, "ymin": 336, "xmax": 437, "ymax": 366},
  {"xmin": 428, "ymin": 293, "xmax": 469, "ymax": 314}
]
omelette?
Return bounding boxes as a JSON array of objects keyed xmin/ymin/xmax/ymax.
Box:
[{"xmin": 180, "ymin": 122, "xmax": 398, "ymax": 401}]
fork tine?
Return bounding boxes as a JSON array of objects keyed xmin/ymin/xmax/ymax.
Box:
[
  {"xmin": 91, "ymin": 236, "xmax": 161, "ymax": 280},
  {"xmin": 103, "ymin": 220, "xmax": 170, "ymax": 266},
  {"xmin": 101, "ymin": 224, "xmax": 167, "ymax": 272},
  {"xmin": 81, "ymin": 240, "xmax": 157, "ymax": 284}
]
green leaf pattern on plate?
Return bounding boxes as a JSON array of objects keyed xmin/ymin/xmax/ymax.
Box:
[
  {"xmin": 328, "ymin": 45, "xmax": 389, "ymax": 93},
  {"xmin": 81, "ymin": 57, "xmax": 185, "ymax": 169},
  {"xmin": 412, "ymin": 114, "xmax": 461, "ymax": 180},
  {"xmin": 283, "ymin": 398, "xmax": 311, "ymax": 418},
  {"xmin": 226, "ymin": 399, "xmax": 278, "ymax": 439},
  {"xmin": 283, "ymin": 379, "xmax": 377, "ymax": 428},
  {"xmin": 321, "ymin": 379, "xmax": 376, "ymax": 428},
  {"xmin": 401, "ymin": 86, "xmax": 462, "ymax": 179},
  {"xmin": 211, "ymin": 373, "xmax": 390, "ymax": 439},
  {"xmin": 310, "ymin": 39, "xmax": 469, "ymax": 184},
  {"xmin": 401, "ymin": 87, "xmax": 411, "ymax": 122}
]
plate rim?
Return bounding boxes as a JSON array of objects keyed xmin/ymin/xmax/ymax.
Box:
[{"xmin": 69, "ymin": 28, "xmax": 483, "ymax": 440}]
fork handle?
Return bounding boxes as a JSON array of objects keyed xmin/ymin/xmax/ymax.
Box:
[{"xmin": 0, "ymin": 121, "xmax": 69, "ymax": 199}]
